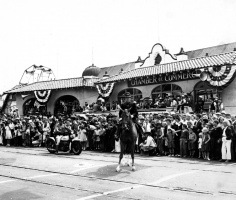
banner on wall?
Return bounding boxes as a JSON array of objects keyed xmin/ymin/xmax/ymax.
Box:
[
  {"xmin": 34, "ymin": 90, "xmax": 51, "ymax": 103},
  {"xmin": 206, "ymin": 64, "xmax": 236, "ymax": 88},
  {"xmin": 96, "ymin": 82, "xmax": 115, "ymax": 98}
]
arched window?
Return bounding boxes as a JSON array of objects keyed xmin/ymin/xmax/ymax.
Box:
[
  {"xmin": 151, "ymin": 84, "xmax": 182, "ymax": 99},
  {"xmin": 23, "ymin": 98, "xmax": 47, "ymax": 115},
  {"xmin": 54, "ymin": 95, "xmax": 81, "ymax": 115},
  {"xmin": 118, "ymin": 88, "xmax": 142, "ymax": 103},
  {"xmin": 194, "ymin": 81, "xmax": 222, "ymax": 103},
  {"xmin": 155, "ymin": 53, "xmax": 162, "ymax": 65}
]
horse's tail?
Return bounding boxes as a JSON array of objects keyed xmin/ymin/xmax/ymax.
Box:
[{"xmin": 134, "ymin": 123, "xmax": 144, "ymax": 142}]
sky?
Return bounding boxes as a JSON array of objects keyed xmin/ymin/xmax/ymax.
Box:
[{"xmin": 0, "ymin": 0, "xmax": 236, "ymax": 94}]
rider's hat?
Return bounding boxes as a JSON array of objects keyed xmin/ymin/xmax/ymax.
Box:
[{"xmin": 124, "ymin": 92, "xmax": 131, "ymax": 98}]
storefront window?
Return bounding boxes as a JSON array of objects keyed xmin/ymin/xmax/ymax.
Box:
[
  {"xmin": 23, "ymin": 98, "xmax": 47, "ymax": 116},
  {"xmin": 118, "ymin": 88, "xmax": 142, "ymax": 103},
  {"xmin": 54, "ymin": 95, "xmax": 81, "ymax": 116},
  {"xmin": 151, "ymin": 84, "xmax": 182, "ymax": 100}
]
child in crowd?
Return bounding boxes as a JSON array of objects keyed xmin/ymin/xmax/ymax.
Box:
[
  {"xmin": 201, "ymin": 127, "xmax": 211, "ymax": 160},
  {"xmin": 198, "ymin": 133, "xmax": 203, "ymax": 158},
  {"xmin": 167, "ymin": 128, "xmax": 175, "ymax": 156},
  {"xmin": 188, "ymin": 127, "xmax": 197, "ymax": 157},
  {"xmin": 162, "ymin": 121, "xmax": 169, "ymax": 156},
  {"xmin": 156, "ymin": 125, "xmax": 164, "ymax": 156},
  {"xmin": 79, "ymin": 125, "xmax": 87, "ymax": 150},
  {"xmin": 180, "ymin": 124, "xmax": 189, "ymax": 157},
  {"xmin": 93, "ymin": 125, "xmax": 101, "ymax": 150}
]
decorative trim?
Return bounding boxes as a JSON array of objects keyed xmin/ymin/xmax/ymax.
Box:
[
  {"xmin": 140, "ymin": 43, "xmax": 177, "ymax": 67},
  {"xmin": 206, "ymin": 65, "xmax": 236, "ymax": 87},
  {"xmin": 34, "ymin": 90, "xmax": 51, "ymax": 103},
  {"xmin": 96, "ymin": 82, "xmax": 115, "ymax": 98}
]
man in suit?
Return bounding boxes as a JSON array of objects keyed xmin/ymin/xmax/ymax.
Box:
[
  {"xmin": 193, "ymin": 114, "xmax": 202, "ymax": 136},
  {"xmin": 220, "ymin": 119, "xmax": 232, "ymax": 162}
]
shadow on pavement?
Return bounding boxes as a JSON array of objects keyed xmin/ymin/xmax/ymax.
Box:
[{"xmin": 0, "ymin": 188, "xmax": 42, "ymax": 200}]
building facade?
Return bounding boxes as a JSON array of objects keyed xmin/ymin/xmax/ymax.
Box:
[{"xmin": 3, "ymin": 42, "xmax": 236, "ymax": 115}]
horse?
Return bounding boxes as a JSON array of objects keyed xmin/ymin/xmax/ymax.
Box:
[{"xmin": 116, "ymin": 109, "xmax": 138, "ymax": 172}]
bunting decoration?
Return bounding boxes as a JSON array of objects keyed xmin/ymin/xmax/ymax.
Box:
[
  {"xmin": 206, "ymin": 64, "xmax": 236, "ymax": 88},
  {"xmin": 96, "ymin": 82, "xmax": 115, "ymax": 98},
  {"xmin": 34, "ymin": 90, "xmax": 51, "ymax": 103}
]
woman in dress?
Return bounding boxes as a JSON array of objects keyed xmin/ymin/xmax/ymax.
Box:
[
  {"xmin": 5, "ymin": 122, "xmax": 12, "ymax": 146},
  {"xmin": 202, "ymin": 127, "xmax": 211, "ymax": 160},
  {"xmin": 79, "ymin": 125, "xmax": 87, "ymax": 150}
]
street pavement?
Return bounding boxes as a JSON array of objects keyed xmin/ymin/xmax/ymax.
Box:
[{"xmin": 0, "ymin": 147, "xmax": 235, "ymax": 200}]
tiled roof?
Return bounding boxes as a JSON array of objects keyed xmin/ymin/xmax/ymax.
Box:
[
  {"xmin": 97, "ymin": 51, "xmax": 236, "ymax": 84},
  {"xmin": 98, "ymin": 62, "xmax": 136, "ymax": 78},
  {"xmin": 5, "ymin": 77, "xmax": 99, "ymax": 94},
  {"xmin": 185, "ymin": 42, "xmax": 236, "ymax": 59}
]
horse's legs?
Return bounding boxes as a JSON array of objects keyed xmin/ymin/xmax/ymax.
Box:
[
  {"xmin": 124, "ymin": 154, "xmax": 131, "ymax": 166},
  {"xmin": 116, "ymin": 143, "xmax": 124, "ymax": 172},
  {"xmin": 131, "ymin": 142, "xmax": 136, "ymax": 171}
]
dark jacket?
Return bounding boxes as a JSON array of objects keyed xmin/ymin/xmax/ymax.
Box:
[
  {"xmin": 193, "ymin": 120, "xmax": 202, "ymax": 135},
  {"xmin": 224, "ymin": 126, "xmax": 232, "ymax": 140},
  {"xmin": 119, "ymin": 102, "xmax": 138, "ymax": 120}
]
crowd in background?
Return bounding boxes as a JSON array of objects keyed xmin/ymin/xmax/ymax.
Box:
[
  {"xmin": 0, "ymin": 109, "xmax": 235, "ymax": 162},
  {"xmin": 79, "ymin": 94, "xmax": 224, "ymax": 116}
]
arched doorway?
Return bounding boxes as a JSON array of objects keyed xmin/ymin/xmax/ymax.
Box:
[
  {"xmin": 151, "ymin": 84, "xmax": 182, "ymax": 99},
  {"xmin": 194, "ymin": 81, "xmax": 222, "ymax": 110},
  {"xmin": 54, "ymin": 95, "xmax": 81, "ymax": 116},
  {"xmin": 118, "ymin": 88, "xmax": 142, "ymax": 104},
  {"xmin": 23, "ymin": 98, "xmax": 47, "ymax": 116}
]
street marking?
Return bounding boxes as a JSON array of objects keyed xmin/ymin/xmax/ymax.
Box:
[
  {"xmin": 77, "ymin": 164, "xmax": 234, "ymax": 200},
  {"xmin": 26, "ymin": 174, "xmax": 57, "ymax": 179},
  {"xmin": 0, "ymin": 174, "xmax": 58, "ymax": 184},
  {"xmin": 70, "ymin": 163, "xmax": 115, "ymax": 174}
]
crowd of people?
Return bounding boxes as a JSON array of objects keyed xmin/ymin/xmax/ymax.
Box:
[
  {"xmin": 81, "ymin": 94, "xmax": 224, "ymax": 116},
  {"xmin": 138, "ymin": 111, "xmax": 235, "ymax": 162},
  {"xmin": 0, "ymin": 102, "xmax": 235, "ymax": 163}
]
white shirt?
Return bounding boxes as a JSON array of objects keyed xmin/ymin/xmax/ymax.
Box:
[
  {"xmin": 171, "ymin": 100, "xmax": 178, "ymax": 107},
  {"xmin": 144, "ymin": 136, "xmax": 157, "ymax": 147},
  {"xmin": 198, "ymin": 138, "xmax": 203, "ymax": 149},
  {"xmin": 144, "ymin": 122, "xmax": 151, "ymax": 132}
]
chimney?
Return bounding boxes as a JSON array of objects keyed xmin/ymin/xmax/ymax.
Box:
[
  {"xmin": 119, "ymin": 68, "xmax": 124, "ymax": 74},
  {"xmin": 103, "ymin": 71, "xmax": 110, "ymax": 79}
]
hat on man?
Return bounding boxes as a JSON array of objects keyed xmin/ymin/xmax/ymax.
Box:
[
  {"xmin": 202, "ymin": 127, "xmax": 208, "ymax": 132},
  {"xmin": 124, "ymin": 92, "xmax": 131, "ymax": 98},
  {"xmin": 140, "ymin": 116, "xmax": 145, "ymax": 120},
  {"xmin": 223, "ymin": 119, "xmax": 231, "ymax": 126}
]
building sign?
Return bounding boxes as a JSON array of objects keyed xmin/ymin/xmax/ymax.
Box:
[{"xmin": 128, "ymin": 70, "xmax": 198, "ymax": 87}]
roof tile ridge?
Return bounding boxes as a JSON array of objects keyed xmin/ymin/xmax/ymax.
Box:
[
  {"xmin": 184, "ymin": 42, "xmax": 236, "ymax": 53},
  {"xmin": 188, "ymin": 50, "xmax": 236, "ymax": 62},
  {"xmin": 158, "ymin": 50, "xmax": 236, "ymax": 66},
  {"xmin": 100, "ymin": 61, "xmax": 136, "ymax": 69}
]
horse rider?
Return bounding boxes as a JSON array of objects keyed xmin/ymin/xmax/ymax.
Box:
[{"xmin": 116, "ymin": 92, "xmax": 143, "ymax": 138}]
